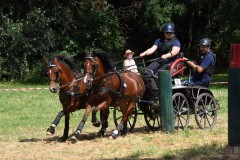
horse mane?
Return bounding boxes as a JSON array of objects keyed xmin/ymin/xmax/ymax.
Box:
[
  {"xmin": 49, "ymin": 55, "xmax": 80, "ymax": 76},
  {"xmin": 93, "ymin": 51, "xmax": 113, "ymax": 71}
]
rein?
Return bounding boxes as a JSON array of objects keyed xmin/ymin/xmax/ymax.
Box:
[
  {"xmin": 91, "ymin": 71, "xmax": 118, "ymax": 82},
  {"xmin": 89, "ymin": 71, "xmax": 140, "ymax": 101},
  {"xmin": 47, "ymin": 63, "xmax": 86, "ymax": 96}
]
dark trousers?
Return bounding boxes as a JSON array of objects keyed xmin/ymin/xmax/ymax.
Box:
[{"xmin": 146, "ymin": 59, "xmax": 172, "ymax": 77}]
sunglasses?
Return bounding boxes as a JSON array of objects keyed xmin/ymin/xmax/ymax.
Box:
[{"xmin": 165, "ymin": 32, "xmax": 173, "ymax": 34}]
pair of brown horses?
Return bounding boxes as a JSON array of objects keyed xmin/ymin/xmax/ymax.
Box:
[
  {"xmin": 45, "ymin": 53, "xmax": 145, "ymax": 140},
  {"xmin": 45, "ymin": 55, "xmax": 102, "ymax": 141}
]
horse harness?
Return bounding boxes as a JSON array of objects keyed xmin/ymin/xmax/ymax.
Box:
[
  {"xmin": 84, "ymin": 56, "xmax": 98, "ymax": 79},
  {"xmin": 47, "ymin": 61, "xmax": 85, "ymax": 98},
  {"xmin": 46, "ymin": 63, "xmax": 61, "ymax": 83},
  {"xmin": 87, "ymin": 72, "xmax": 141, "ymax": 103},
  {"xmin": 84, "ymin": 55, "xmax": 142, "ymax": 102}
]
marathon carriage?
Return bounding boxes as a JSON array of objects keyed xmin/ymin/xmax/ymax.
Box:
[{"xmin": 113, "ymin": 53, "xmax": 219, "ymax": 132}]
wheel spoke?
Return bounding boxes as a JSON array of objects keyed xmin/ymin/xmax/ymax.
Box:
[
  {"xmin": 195, "ymin": 93, "xmax": 218, "ymax": 129},
  {"xmin": 200, "ymin": 98, "xmax": 206, "ymax": 110},
  {"xmin": 177, "ymin": 116, "xmax": 184, "ymax": 128},
  {"xmin": 127, "ymin": 119, "xmax": 133, "ymax": 127},
  {"xmin": 198, "ymin": 109, "xmax": 205, "ymax": 115},
  {"xmin": 177, "ymin": 96, "xmax": 182, "ymax": 110},
  {"xmin": 172, "ymin": 93, "xmax": 190, "ymax": 130},
  {"xmin": 116, "ymin": 115, "xmax": 122, "ymax": 121},
  {"xmin": 206, "ymin": 114, "xmax": 212, "ymax": 127},
  {"xmin": 113, "ymin": 105, "xmax": 137, "ymax": 132},
  {"xmin": 179, "ymin": 114, "xmax": 188, "ymax": 122},
  {"xmin": 199, "ymin": 112, "xmax": 204, "ymax": 124},
  {"xmin": 180, "ymin": 99, "xmax": 186, "ymax": 110}
]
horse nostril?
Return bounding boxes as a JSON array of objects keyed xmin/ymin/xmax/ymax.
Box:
[{"xmin": 50, "ymin": 87, "xmax": 58, "ymax": 93}]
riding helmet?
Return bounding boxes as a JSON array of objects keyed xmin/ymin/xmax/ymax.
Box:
[
  {"xmin": 162, "ymin": 23, "xmax": 175, "ymax": 32},
  {"xmin": 199, "ymin": 38, "xmax": 211, "ymax": 46}
]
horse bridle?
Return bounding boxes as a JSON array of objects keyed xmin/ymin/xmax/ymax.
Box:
[
  {"xmin": 84, "ymin": 56, "xmax": 98, "ymax": 79},
  {"xmin": 46, "ymin": 63, "xmax": 61, "ymax": 86}
]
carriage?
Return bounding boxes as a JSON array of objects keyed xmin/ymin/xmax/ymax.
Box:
[
  {"xmin": 45, "ymin": 52, "xmax": 219, "ymax": 140},
  {"xmin": 113, "ymin": 53, "xmax": 220, "ymax": 132}
]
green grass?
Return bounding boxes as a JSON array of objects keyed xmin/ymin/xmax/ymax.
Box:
[
  {"xmin": 211, "ymin": 73, "xmax": 228, "ymax": 82},
  {"xmin": 0, "ymin": 75, "xmax": 234, "ymax": 159}
]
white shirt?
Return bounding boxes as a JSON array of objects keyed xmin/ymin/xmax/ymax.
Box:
[{"xmin": 123, "ymin": 59, "xmax": 139, "ymax": 73}]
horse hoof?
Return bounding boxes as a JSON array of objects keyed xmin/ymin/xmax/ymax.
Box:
[
  {"xmin": 58, "ymin": 136, "xmax": 67, "ymax": 142},
  {"xmin": 92, "ymin": 121, "xmax": 101, "ymax": 127},
  {"xmin": 46, "ymin": 126, "xmax": 55, "ymax": 135},
  {"xmin": 74, "ymin": 130, "xmax": 81, "ymax": 140},
  {"xmin": 121, "ymin": 133, "xmax": 127, "ymax": 137},
  {"xmin": 97, "ymin": 130, "xmax": 105, "ymax": 137},
  {"xmin": 121, "ymin": 128, "xmax": 127, "ymax": 136}
]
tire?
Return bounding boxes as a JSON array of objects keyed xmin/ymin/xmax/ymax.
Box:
[
  {"xmin": 172, "ymin": 92, "xmax": 190, "ymax": 130},
  {"xmin": 194, "ymin": 93, "xmax": 218, "ymax": 129},
  {"xmin": 143, "ymin": 97, "xmax": 161, "ymax": 130},
  {"xmin": 113, "ymin": 105, "xmax": 138, "ymax": 132}
]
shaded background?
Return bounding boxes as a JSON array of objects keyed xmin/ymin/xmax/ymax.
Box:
[{"xmin": 0, "ymin": 0, "xmax": 238, "ymax": 81}]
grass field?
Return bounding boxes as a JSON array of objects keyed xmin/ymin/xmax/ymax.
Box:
[{"xmin": 0, "ymin": 74, "xmax": 239, "ymax": 160}]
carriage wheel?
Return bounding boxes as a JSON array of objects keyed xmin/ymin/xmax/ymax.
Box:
[
  {"xmin": 172, "ymin": 92, "xmax": 190, "ymax": 130},
  {"xmin": 113, "ymin": 105, "xmax": 138, "ymax": 132},
  {"xmin": 194, "ymin": 93, "xmax": 218, "ymax": 129},
  {"xmin": 143, "ymin": 98, "xmax": 161, "ymax": 130}
]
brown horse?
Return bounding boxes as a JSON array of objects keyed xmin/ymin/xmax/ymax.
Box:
[
  {"xmin": 45, "ymin": 55, "xmax": 102, "ymax": 141},
  {"xmin": 73, "ymin": 51, "xmax": 145, "ymax": 139}
]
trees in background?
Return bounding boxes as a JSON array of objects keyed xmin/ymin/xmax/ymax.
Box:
[
  {"xmin": 0, "ymin": 0, "xmax": 240, "ymax": 81},
  {"xmin": 0, "ymin": 0, "xmax": 124, "ymax": 81}
]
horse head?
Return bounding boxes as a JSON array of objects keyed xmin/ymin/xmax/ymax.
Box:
[
  {"xmin": 82, "ymin": 53, "xmax": 98, "ymax": 88},
  {"xmin": 45, "ymin": 55, "xmax": 77, "ymax": 93},
  {"xmin": 45, "ymin": 57, "xmax": 62, "ymax": 93}
]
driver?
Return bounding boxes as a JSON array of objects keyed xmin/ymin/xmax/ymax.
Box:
[{"xmin": 139, "ymin": 22, "xmax": 181, "ymax": 77}]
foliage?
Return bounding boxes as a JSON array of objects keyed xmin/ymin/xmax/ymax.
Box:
[
  {"xmin": 0, "ymin": 1, "xmax": 124, "ymax": 81},
  {"xmin": 0, "ymin": 10, "xmax": 57, "ymax": 81},
  {"xmin": 0, "ymin": 0, "xmax": 239, "ymax": 81},
  {"xmin": 212, "ymin": 0, "xmax": 240, "ymax": 66},
  {"xmin": 142, "ymin": 0, "xmax": 185, "ymax": 32}
]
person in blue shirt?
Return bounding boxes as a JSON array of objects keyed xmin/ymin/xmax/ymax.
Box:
[
  {"xmin": 183, "ymin": 38, "xmax": 216, "ymax": 87},
  {"xmin": 140, "ymin": 22, "xmax": 181, "ymax": 76}
]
